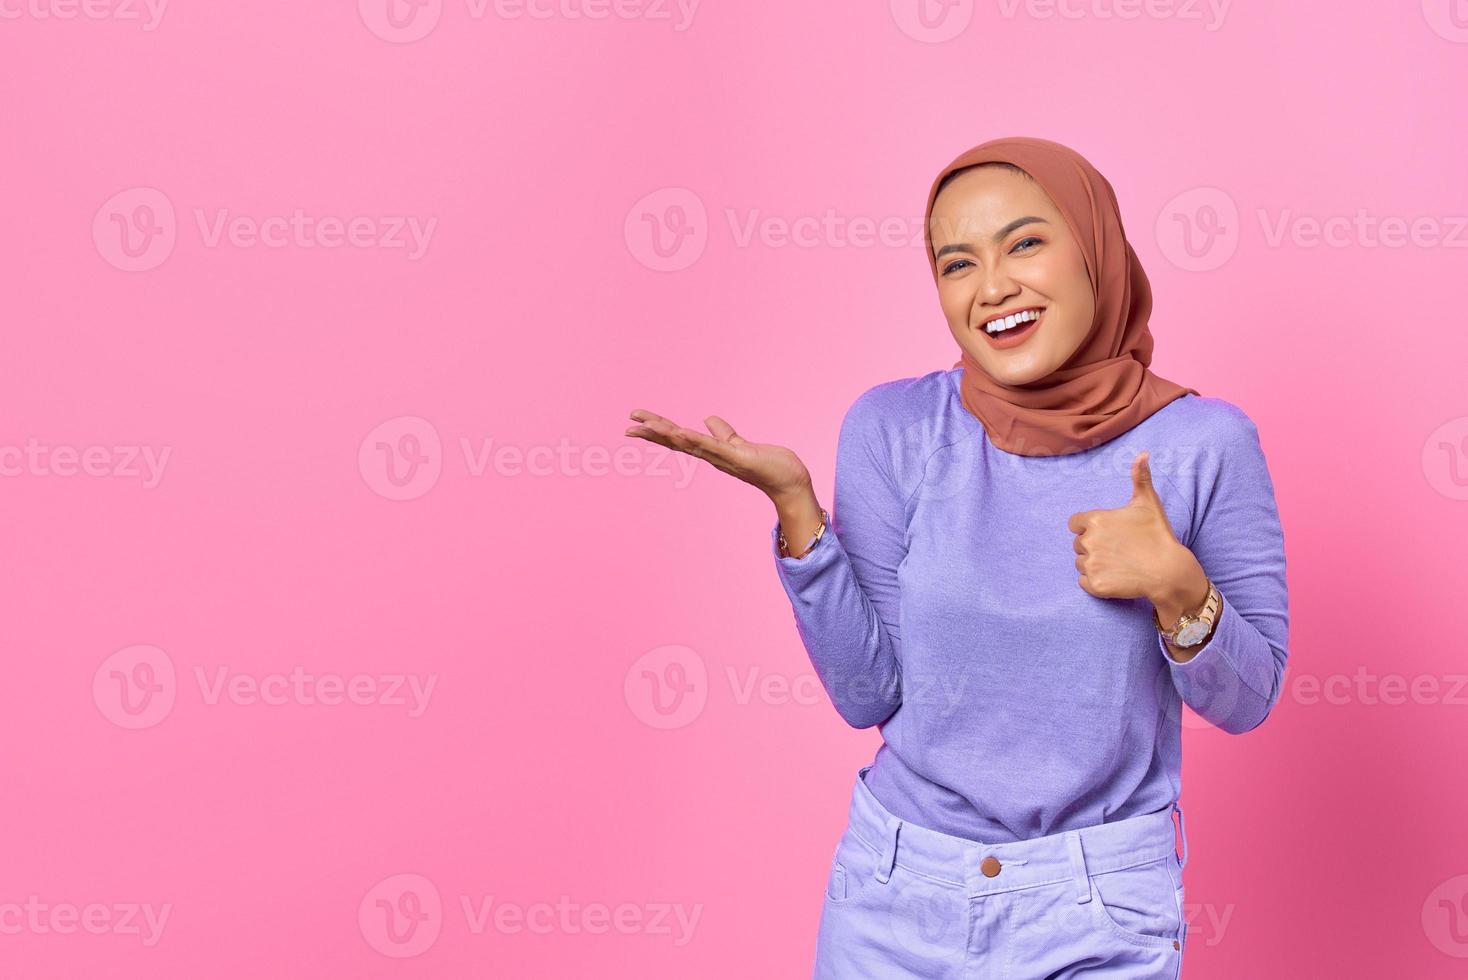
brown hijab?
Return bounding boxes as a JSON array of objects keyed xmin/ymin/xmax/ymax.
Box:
[{"xmin": 924, "ymin": 136, "xmax": 1199, "ymax": 457}]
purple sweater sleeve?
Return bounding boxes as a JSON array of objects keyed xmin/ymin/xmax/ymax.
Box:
[
  {"xmin": 769, "ymin": 392, "xmax": 906, "ymax": 729},
  {"xmin": 1159, "ymin": 413, "xmax": 1290, "ymax": 734}
]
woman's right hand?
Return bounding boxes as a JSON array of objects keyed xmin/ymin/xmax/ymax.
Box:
[{"xmin": 624, "ymin": 409, "xmax": 813, "ymax": 503}]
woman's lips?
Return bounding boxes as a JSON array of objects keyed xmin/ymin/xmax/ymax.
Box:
[{"xmin": 981, "ymin": 309, "xmax": 1044, "ymax": 349}]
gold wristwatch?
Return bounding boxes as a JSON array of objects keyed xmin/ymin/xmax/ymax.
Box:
[
  {"xmin": 778, "ymin": 508, "xmax": 829, "ymax": 559},
  {"xmin": 1155, "ymin": 581, "xmax": 1222, "ymax": 648}
]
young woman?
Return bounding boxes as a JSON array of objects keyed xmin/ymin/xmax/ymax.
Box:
[{"xmin": 625, "ymin": 136, "xmax": 1289, "ymax": 978}]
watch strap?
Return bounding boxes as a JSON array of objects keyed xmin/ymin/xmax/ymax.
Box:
[
  {"xmin": 778, "ymin": 508, "xmax": 829, "ymax": 559},
  {"xmin": 1155, "ymin": 581, "xmax": 1221, "ymax": 643}
]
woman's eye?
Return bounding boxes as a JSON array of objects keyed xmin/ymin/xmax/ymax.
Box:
[{"xmin": 942, "ymin": 238, "xmax": 1040, "ymax": 274}]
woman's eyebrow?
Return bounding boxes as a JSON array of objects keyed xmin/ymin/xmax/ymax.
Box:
[{"xmin": 934, "ymin": 216, "xmax": 1050, "ymax": 259}]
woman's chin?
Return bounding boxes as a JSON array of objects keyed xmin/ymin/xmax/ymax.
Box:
[{"xmin": 962, "ymin": 351, "xmax": 1054, "ymax": 387}]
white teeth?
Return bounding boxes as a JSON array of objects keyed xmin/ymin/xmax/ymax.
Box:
[{"xmin": 984, "ymin": 308, "xmax": 1041, "ymax": 334}]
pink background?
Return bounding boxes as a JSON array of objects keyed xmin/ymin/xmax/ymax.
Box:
[{"xmin": 4, "ymin": 1, "xmax": 1468, "ymax": 976}]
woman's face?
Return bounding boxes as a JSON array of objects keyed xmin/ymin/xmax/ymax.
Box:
[{"xmin": 928, "ymin": 166, "xmax": 1096, "ymax": 386}]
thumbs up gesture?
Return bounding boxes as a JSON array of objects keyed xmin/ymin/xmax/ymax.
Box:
[{"xmin": 1067, "ymin": 450, "xmax": 1202, "ymax": 606}]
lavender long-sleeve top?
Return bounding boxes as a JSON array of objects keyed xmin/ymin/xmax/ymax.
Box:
[{"xmin": 771, "ymin": 367, "xmax": 1290, "ymax": 844}]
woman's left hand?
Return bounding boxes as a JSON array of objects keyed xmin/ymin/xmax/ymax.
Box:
[{"xmin": 1067, "ymin": 450, "xmax": 1203, "ymax": 610}]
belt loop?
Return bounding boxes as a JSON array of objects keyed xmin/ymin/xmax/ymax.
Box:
[
  {"xmin": 1174, "ymin": 801, "xmax": 1189, "ymax": 871},
  {"xmin": 874, "ymin": 818, "xmax": 901, "ymax": 884},
  {"xmin": 1065, "ymin": 831, "xmax": 1090, "ymax": 904}
]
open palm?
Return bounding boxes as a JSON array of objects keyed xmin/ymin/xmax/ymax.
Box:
[{"xmin": 625, "ymin": 409, "xmax": 811, "ymax": 501}]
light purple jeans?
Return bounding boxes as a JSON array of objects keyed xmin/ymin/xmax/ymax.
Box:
[{"xmin": 813, "ymin": 765, "xmax": 1190, "ymax": 978}]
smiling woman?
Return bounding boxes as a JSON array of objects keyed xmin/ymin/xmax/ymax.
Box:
[
  {"xmin": 929, "ymin": 168, "xmax": 1098, "ymax": 374},
  {"xmin": 625, "ymin": 136, "xmax": 1289, "ymax": 980},
  {"xmin": 924, "ymin": 144, "xmax": 1199, "ymax": 456}
]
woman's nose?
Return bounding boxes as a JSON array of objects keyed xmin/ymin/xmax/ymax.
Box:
[{"xmin": 975, "ymin": 263, "xmax": 1019, "ymax": 303}]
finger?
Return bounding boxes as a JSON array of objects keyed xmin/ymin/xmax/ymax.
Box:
[
  {"xmin": 649, "ymin": 419, "xmax": 734, "ymax": 463},
  {"xmin": 704, "ymin": 415, "xmax": 743, "ymax": 444},
  {"xmin": 633, "ymin": 416, "xmax": 685, "ymax": 439},
  {"xmin": 625, "ymin": 423, "xmax": 673, "ymax": 444},
  {"xmin": 1130, "ymin": 450, "xmax": 1160, "ymax": 505},
  {"xmin": 1076, "ymin": 574, "xmax": 1096, "ymax": 597},
  {"xmin": 1067, "ymin": 511, "xmax": 1093, "ymax": 534},
  {"xmin": 624, "ymin": 425, "xmax": 675, "ymax": 451},
  {"xmin": 1072, "ymin": 535, "xmax": 1087, "ymax": 555},
  {"xmin": 625, "ymin": 417, "xmax": 692, "ymax": 454}
]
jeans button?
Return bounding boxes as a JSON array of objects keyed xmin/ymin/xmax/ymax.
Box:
[{"xmin": 980, "ymin": 855, "xmax": 1002, "ymax": 877}]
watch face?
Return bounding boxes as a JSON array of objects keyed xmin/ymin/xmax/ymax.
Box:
[{"xmin": 1175, "ymin": 621, "xmax": 1210, "ymax": 647}]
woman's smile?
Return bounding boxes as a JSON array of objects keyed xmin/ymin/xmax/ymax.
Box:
[
  {"xmin": 928, "ymin": 164, "xmax": 1095, "ymax": 385},
  {"xmin": 980, "ymin": 306, "xmax": 1046, "ymax": 350}
]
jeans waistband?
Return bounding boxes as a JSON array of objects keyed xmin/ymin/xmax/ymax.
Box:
[{"xmin": 847, "ymin": 765, "xmax": 1189, "ymax": 902}]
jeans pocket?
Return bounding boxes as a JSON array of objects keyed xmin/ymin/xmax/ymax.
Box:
[
  {"xmin": 824, "ymin": 828, "xmax": 875, "ymax": 906},
  {"xmin": 825, "ymin": 859, "xmax": 848, "ymax": 902},
  {"xmin": 1173, "ymin": 855, "xmax": 1188, "ymax": 950},
  {"xmin": 1088, "ymin": 855, "xmax": 1184, "ymax": 949}
]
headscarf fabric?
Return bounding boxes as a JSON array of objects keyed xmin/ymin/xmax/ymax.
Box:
[{"xmin": 923, "ymin": 136, "xmax": 1199, "ymax": 457}]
